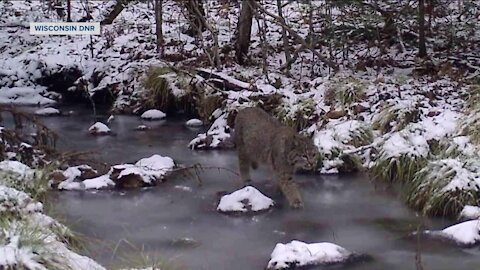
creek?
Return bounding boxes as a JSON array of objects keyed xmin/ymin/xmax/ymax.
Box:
[{"xmin": 39, "ymin": 105, "xmax": 479, "ymax": 270}]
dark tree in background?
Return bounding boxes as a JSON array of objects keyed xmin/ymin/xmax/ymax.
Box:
[
  {"xmin": 418, "ymin": 0, "xmax": 427, "ymax": 58},
  {"xmin": 154, "ymin": 0, "xmax": 164, "ymax": 54},
  {"xmin": 183, "ymin": 0, "xmax": 207, "ymax": 36},
  {"xmin": 66, "ymin": 0, "xmax": 71, "ymax": 22},
  {"xmin": 235, "ymin": 0, "xmax": 254, "ymax": 65},
  {"xmin": 101, "ymin": 0, "xmax": 132, "ymax": 25}
]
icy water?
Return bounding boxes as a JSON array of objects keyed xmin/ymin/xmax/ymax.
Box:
[{"xmin": 36, "ymin": 105, "xmax": 480, "ymax": 270}]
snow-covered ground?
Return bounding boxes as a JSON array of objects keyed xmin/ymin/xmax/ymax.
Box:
[{"xmin": 0, "ymin": 161, "xmax": 106, "ymax": 269}]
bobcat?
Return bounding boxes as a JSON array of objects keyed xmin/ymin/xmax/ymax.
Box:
[{"xmin": 234, "ymin": 107, "xmax": 319, "ymax": 208}]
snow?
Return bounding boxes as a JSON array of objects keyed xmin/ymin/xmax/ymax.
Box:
[
  {"xmin": 82, "ymin": 174, "xmax": 115, "ymax": 190},
  {"xmin": 0, "ymin": 86, "xmax": 56, "ymax": 105},
  {"xmin": 0, "ymin": 160, "xmax": 35, "ymax": 179},
  {"xmin": 88, "ymin": 122, "xmax": 111, "ymax": 135},
  {"xmin": 189, "ymin": 113, "xmax": 232, "ymax": 149},
  {"xmin": 58, "ymin": 155, "xmax": 174, "ymax": 190},
  {"xmin": 459, "ymin": 205, "xmax": 480, "ymax": 220},
  {"xmin": 0, "ymin": 185, "xmax": 43, "ymax": 215},
  {"xmin": 197, "ymin": 68, "xmax": 252, "ymax": 89},
  {"xmin": 34, "ymin": 107, "xmax": 60, "ymax": 116},
  {"xmin": 429, "ymin": 220, "xmax": 480, "ymax": 246},
  {"xmin": 267, "ymin": 240, "xmax": 354, "ymax": 269},
  {"xmin": 141, "ymin": 109, "xmax": 166, "ymax": 120},
  {"xmin": 380, "ymin": 131, "xmax": 429, "ymax": 159},
  {"xmin": 217, "ymin": 186, "xmax": 274, "ymax": 213},
  {"xmin": 114, "ymin": 154, "xmax": 175, "ymax": 184},
  {"xmin": 185, "ymin": 118, "xmax": 203, "ymax": 127}
]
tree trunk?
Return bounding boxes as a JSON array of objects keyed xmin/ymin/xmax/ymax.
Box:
[
  {"xmin": 418, "ymin": 0, "xmax": 427, "ymax": 58},
  {"xmin": 101, "ymin": 0, "xmax": 131, "ymax": 25},
  {"xmin": 154, "ymin": 0, "xmax": 164, "ymax": 55},
  {"xmin": 183, "ymin": 0, "xmax": 207, "ymax": 36},
  {"xmin": 235, "ymin": 0, "xmax": 254, "ymax": 65},
  {"xmin": 276, "ymin": 0, "xmax": 291, "ymax": 73},
  {"xmin": 66, "ymin": 0, "xmax": 71, "ymax": 22}
]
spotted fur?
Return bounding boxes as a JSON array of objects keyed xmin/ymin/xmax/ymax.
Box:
[{"xmin": 234, "ymin": 107, "xmax": 319, "ymax": 208}]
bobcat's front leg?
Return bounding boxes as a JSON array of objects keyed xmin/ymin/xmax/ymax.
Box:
[
  {"xmin": 279, "ymin": 174, "xmax": 303, "ymax": 209},
  {"xmin": 238, "ymin": 149, "xmax": 252, "ymax": 183}
]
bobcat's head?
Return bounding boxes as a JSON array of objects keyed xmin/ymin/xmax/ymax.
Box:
[{"xmin": 287, "ymin": 135, "xmax": 320, "ymax": 171}]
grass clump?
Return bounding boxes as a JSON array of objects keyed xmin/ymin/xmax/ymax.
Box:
[
  {"xmin": 275, "ymin": 99, "xmax": 317, "ymax": 131},
  {"xmin": 0, "ymin": 218, "xmax": 72, "ymax": 270},
  {"xmin": 458, "ymin": 106, "xmax": 480, "ymax": 145},
  {"xmin": 372, "ymin": 102, "xmax": 421, "ymax": 133},
  {"xmin": 406, "ymin": 158, "xmax": 480, "ymax": 217},
  {"xmin": 143, "ymin": 66, "xmax": 175, "ymax": 110},
  {"xmin": 326, "ymin": 75, "xmax": 366, "ymax": 107},
  {"xmin": 112, "ymin": 239, "xmax": 183, "ymax": 270},
  {"xmin": 371, "ymin": 131, "xmax": 429, "ymax": 184}
]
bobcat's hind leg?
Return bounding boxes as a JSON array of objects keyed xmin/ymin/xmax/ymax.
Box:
[
  {"xmin": 279, "ymin": 176, "xmax": 303, "ymax": 209},
  {"xmin": 238, "ymin": 149, "xmax": 252, "ymax": 183}
]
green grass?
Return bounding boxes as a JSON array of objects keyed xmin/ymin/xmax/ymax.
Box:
[
  {"xmin": 0, "ymin": 164, "xmax": 56, "ymax": 202},
  {"xmin": 343, "ymin": 122, "xmax": 373, "ymax": 147},
  {"xmin": 458, "ymin": 106, "xmax": 480, "ymax": 145},
  {"xmin": 143, "ymin": 66, "xmax": 174, "ymax": 110},
  {"xmin": 275, "ymin": 99, "xmax": 317, "ymax": 131},
  {"xmin": 0, "ymin": 219, "xmax": 73, "ymax": 270},
  {"xmin": 372, "ymin": 154, "xmax": 428, "ymax": 184},
  {"xmin": 326, "ymin": 75, "xmax": 366, "ymax": 107},
  {"xmin": 406, "ymin": 159, "xmax": 480, "ymax": 217},
  {"xmin": 111, "ymin": 239, "xmax": 184, "ymax": 270}
]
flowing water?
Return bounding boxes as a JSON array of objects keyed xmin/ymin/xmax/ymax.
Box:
[{"xmin": 36, "ymin": 105, "xmax": 480, "ymax": 270}]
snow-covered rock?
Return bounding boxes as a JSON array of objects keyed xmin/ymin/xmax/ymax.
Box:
[
  {"xmin": 34, "ymin": 107, "xmax": 60, "ymax": 116},
  {"xmin": 425, "ymin": 220, "xmax": 480, "ymax": 247},
  {"xmin": 217, "ymin": 186, "xmax": 274, "ymax": 213},
  {"xmin": 111, "ymin": 154, "xmax": 175, "ymax": 187},
  {"xmin": 58, "ymin": 155, "xmax": 174, "ymax": 190},
  {"xmin": 459, "ymin": 205, "xmax": 480, "ymax": 220},
  {"xmin": 189, "ymin": 113, "xmax": 233, "ymax": 149},
  {"xmin": 88, "ymin": 122, "xmax": 111, "ymax": 135},
  {"xmin": 267, "ymin": 240, "xmax": 355, "ymax": 269},
  {"xmin": 0, "ymin": 160, "xmax": 35, "ymax": 179},
  {"xmin": 141, "ymin": 109, "xmax": 166, "ymax": 120},
  {"xmin": 135, "ymin": 125, "xmax": 149, "ymax": 131},
  {"xmin": 185, "ymin": 118, "xmax": 203, "ymax": 127}
]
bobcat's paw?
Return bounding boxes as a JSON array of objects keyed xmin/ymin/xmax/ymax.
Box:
[{"xmin": 290, "ymin": 199, "xmax": 304, "ymax": 209}]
